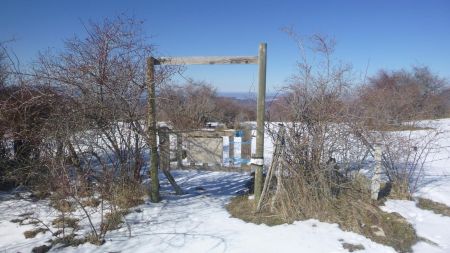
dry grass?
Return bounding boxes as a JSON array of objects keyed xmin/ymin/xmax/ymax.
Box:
[
  {"xmin": 50, "ymin": 196, "xmax": 75, "ymax": 213},
  {"xmin": 24, "ymin": 228, "xmax": 48, "ymax": 238},
  {"xmin": 81, "ymin": 197, "xmax": 100, "ymax": 208},
  {"xmin": 226, "ymin": 195, "xmax": 285, "ymax": 226},
  {"xmin": 228, "ymin": 177, "xmax": 418, "ymax": 253},
  {"xmin": 30, "ymin": 190, "xmax": 51, "ymax": 200},
  {"xmin": 388, "ymin": 181, "xmax": 412, "ymax": 200},
  {"xmin": 342, "ymin": 207, "xmax": 417, "ymax": 253},
  {"xmin": 109, "ymin": 182, "xmax": 145, "ymax": 209},
  {"xmin": 52, "ymin": 216, "xmax": 79, "ymax": 229},
  {"xmin": 50, "ymin": 234, "xmax": 87, "ymax": 247},
  {"xmin": 100, "ymin": 210, "xmax": 129, "ymax": 234},
  {"xmin": 85, "ymin": 232, "xmax": 105, "ymax": 245},
  {"xmin": 416, "ymin": 198, "xmax": 450, "ymax": 217},
  {"xmin": 12, "ymin": 213, "xmax": 39, "ymax": 225}
]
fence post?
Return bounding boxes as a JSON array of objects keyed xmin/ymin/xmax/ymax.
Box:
[
  {"xmin": 371, "ymin": 144, "xmax": 382, "ymax": 200},
  {"xmin": 241, "ymin": 126, "xmax": 252, "ymax": 169},
  {"xmin": 254, "ymin": 43, "xmax": 267, "ymax": 204},
  {"xmin": 146, "ymin": 57, "xmax": 160, "ymax": 203},
  {"xmin": 229, "ymin": 135, "xmax": 234, "ymax": 165},
  {"xmin": 159, "ymin": 127, "xmax": 184, "ymax": 195},
  {"xmin": 176, "ymin": 133, "xmax": 183, "ymax": 168},
  {"xmin": 159, "ymin": 126, "xmax": 170, "ymax": 172}
]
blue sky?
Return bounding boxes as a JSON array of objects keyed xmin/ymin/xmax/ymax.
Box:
[{"xmin": 1, "ymin": 0, "xmax": 449, "ymax": 92}]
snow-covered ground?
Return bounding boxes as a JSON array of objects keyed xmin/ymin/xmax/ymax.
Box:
[
  {"xmin": 382, "ymin": 200, "xmax": 450, "ymax": 253},
  {"xmin": 0, "ymin": 171, "xmax": 395, "ymax": 253},
  {"xmin": 412, "ymin": 119, "xmax": 450, "ymax": 207},
  {"xmin": 1, "ymin": 119, "xmax": 450, "ymax": 253},
  {"xmin": 380, "ymin": 118, "xmax": 450, "ymax": 253}
]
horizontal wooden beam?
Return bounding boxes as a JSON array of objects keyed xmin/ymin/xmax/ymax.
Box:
[
  {"xmin": 155, "ymin": 56, "xmax": 258, "ymax": 65},
  {"xmin": 182, "ymin": 130, "xmax": 235, "ymax": 138}
]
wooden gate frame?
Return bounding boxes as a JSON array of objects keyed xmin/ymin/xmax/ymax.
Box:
[{"xmin": 147, "ymin": 43, "xmax": 267, "ymax": 203}]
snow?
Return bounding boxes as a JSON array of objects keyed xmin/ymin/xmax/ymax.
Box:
[
  {"xmin": 2, "ymin": 119, "xmax": 450, "ymax": 252},
  {"xmin": 0, "ymin": 194, "xmax": 58, "ymax": 252},
  {"xmin": 379, "ymin": 118, "xmax": 450, "ymax": 253},
  {"xmin": 0, "ymin": 171, "xmax": 395, "ymax": 253},
  {"xmin": 381, "ymin": 200, "xmax": 450, "ymax": 253},
  {"xmin": 413, "ymin": 125, "xmax": 450, "ymax": 206}
]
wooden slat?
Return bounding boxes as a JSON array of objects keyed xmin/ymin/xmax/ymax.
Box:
[
  {"xmin": 182, "ymin": 130, "xmax": 235, "ymax": 138},
  {"xmin": 155, "ymin": 56, "xmax": 258, "ymax": 65}
]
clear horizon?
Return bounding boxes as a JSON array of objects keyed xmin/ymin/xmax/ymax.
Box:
[{"xmin": 1, "ymin": 0, "xmax": 450, "ymax": 92}]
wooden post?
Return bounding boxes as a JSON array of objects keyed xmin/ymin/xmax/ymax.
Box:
[
  {"xmin": 257, "ymin": 125, "xmax": 285, "ymax": 212},
  {"xmin": 176, "ymin": 134, "xmax": 183, "ymax": 168},
  {"xmin": 159, "ymin": 126, "xmax": 170, "ymax": 172},
  {"xmin": 371, "ymin": 144, "xmax": 382, "ymax": 200},
  {"xmin": 254, "ymin": 43, "xmax": 267, "ymax": 204},
  {"xmin": 241, "ymin": 126, "xmax": 252, "ymax": 169},
  {"xmin": 147, "ymin": 57, "xmax": 160, "ymax": 203},
  {"xmin": 159, "ymin": 127, "xmax": 184, "ymax": 195},
  {"xmin": 229, "ymin": 135, "xmax": 234, "ymax": 165}
]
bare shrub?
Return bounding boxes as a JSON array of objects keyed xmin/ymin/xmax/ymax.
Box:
[
  {"xmin": 260, "ymin": 30, "xmax": 362, "ymax": 217},
  {"xmin": 354, "ymin": 67, "xmax": 446, "ymax": 197},
  {"xmin": 0, "ymin": 84, "xmax": 63, "ymax": 190},
  {"xmin": 253, "ymin": 29, "xmax": 420, "ymax": 251},
  {"xmin": 5, "ymin": 15, "xmax": 161, "ymax": 246},
  {"xmin": 372, "ymin": 126, "xmax": 442, "ymax": 198}
]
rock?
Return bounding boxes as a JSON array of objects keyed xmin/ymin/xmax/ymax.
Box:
[
  {"xmin": 32, "ymin": 245, "xmax": 51, "ymax": 253},
  {"xmin": 342, "ymin": 242, "xmax": 365, "ymax": 252}
]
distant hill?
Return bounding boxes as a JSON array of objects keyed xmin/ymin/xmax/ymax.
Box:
[{"xmin": 218, "ymin": 91, "xmax": 278, "ymax": 102}]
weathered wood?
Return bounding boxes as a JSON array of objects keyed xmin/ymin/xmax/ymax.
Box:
[
  {"xmin": 133, "ymin": 132, "xmax": 143, "ymax": 181},
  {"xmin": 155, "ymin": 56, "xmax": 258, "ymax": 65},
  {"xmin": 257, "ymin": 125, "xmax": 285, "ymax": 212},
  {"xmin": 229, "ymin": 135, "xmax": 234, "ymax": 164},
  {"xmin": 183, "ymin": 130, "xmax": 234, "ymax": 138},
  {"xmin": 254, "ymin": 43, "xmax": 267, "ymax": 204},
  {"xmin": 182, "ymin": 163, "xmax": 251, "ymax": 172},
  {"xmin": 159, "ymin": 126, "xmax": 170, "ymax": 172},
  {"xmin": 241, "ymin": 126, "xmax": 252, "ymax": 169},
  {"xmin": 159, "ymin": 127, "xmax": 184, "ymax": 195},
  {"xmin": 186, "ymin": 137, "xmax": 223, "ymax": 165},
  {"xmin": 371, "ymin": 144, "xmax": 382, "ymax": 200},
  {"xmin": 176, "ymin": 134, "xmax": 183, "ymax": 168},
  {"xmin": 147, "ymin": 57, "xmax": 160, "ymax": 203}
]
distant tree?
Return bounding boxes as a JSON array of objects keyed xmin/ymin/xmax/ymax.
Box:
[
  {"xmin": 158, "ymin": 82, "xmax": 218, "ymax": 130},
  {"xmin": 356, "ymin": 67, "xmax": 447, "ymax": 126},
  {"xmin": 214, "ymin": 96, "xmax": 256, "ymax": 127}
]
